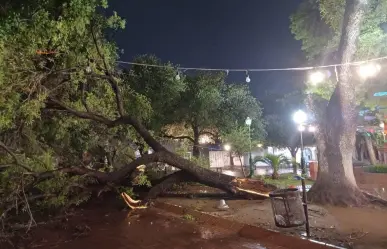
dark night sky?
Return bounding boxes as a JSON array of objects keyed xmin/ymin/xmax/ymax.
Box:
[{"xmin": 109, "ymin": 0, "xmax": 306, "ymax": 112}]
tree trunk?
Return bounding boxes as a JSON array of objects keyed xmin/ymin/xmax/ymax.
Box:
[
  {"xmin": 192, "ymin": 125, "xmax": 200, "ymax": 158},
  {"xmin": 289, "ymin": 147, "xmax": 298, "ymax": 174},
  {"xmin": 308, "ymin": 0, "xmax": 368, "ymax": 206},
  {"xmin": 364, "ymin": 135, "xmax": 377, "ymax": 165},
  {"xmin": 239, "ymin": 155, "xmax": 247, "ymax": 178},
  {"xmin": 230, "ymin": 152, "xmax": 234, "ymax": 167},
  {"xmin": 271, "ymin": 170, "xmax": 279, "ymax": 180},
  {"xmin": 307, "ymin": 127, "xmax": 331, "ymax": 202}
]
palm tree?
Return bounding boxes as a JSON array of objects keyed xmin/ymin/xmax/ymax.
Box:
[{"xmin": 254, "ymin": 154, "xmax": 289, "ymax": 180}]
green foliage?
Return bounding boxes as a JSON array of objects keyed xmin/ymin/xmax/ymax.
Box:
[
  {"xmin": 291, "ymin": 0, "xmax": 387, "ymax": 61},
  {"xmin": 254, "ymin": 154, "xmax": 290, "ymax": 179},
  {"xmin": 291, "ymin": 0, "xmax": 387, "ymax": 106},
  {"xmin": 131, "ymin": 69, "xmax": 266, "ymax": 149},
  {"xmin": 365, "ymin": 165, "xmax": 387, "ymax": 173},
  {"xmin": 222, "ymin": 126, "xmax": 251, "ymax": 157},
  {"xmin": 182, "ymin": 214, "xmax": 195, "ymax": 221},
  {"xmin": 259, "ymin": 173, "xmax": 314, "ymax": 189},
  {"xmin": 131, "ymin": 171, "xmax": 152, "ymax": 187}
]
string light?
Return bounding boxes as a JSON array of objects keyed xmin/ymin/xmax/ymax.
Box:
[
  {"xmin": 117, "ymin": 55, "xmax": 387, "ymax": 73},
  {"xmin": 116, "ymin": 55, "xmax": 387, "ymax": 83},
  {"xmin": 245, "ymin": 71, "xmax": 251, "ymax": 83},
  {"xmin": 309, "ymin": 71, "xmax": 326, "ymax": 85},
  {"xmin": 357, "ymin": 63, "xmax": 381, "ymax": 79},
  {"xmin": 175, "ymin": 72, "xmax": 180, "ymax": 81}
]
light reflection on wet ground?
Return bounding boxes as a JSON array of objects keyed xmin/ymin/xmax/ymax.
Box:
[{"xmin": 33, "ymin": 209, "xmax": 286, "ymax": 249}]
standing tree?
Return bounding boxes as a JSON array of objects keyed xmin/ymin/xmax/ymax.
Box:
[
  {"xmin": 129, "ymin": 68, "xmax": 265, "ymax": 158},
  {"xmin": 290, "ymin": 0, "xmax": 385, "ymax": 205},
  {"xmin": 222, "ymin": 126, "xmax": 252, "ymax": 178}
]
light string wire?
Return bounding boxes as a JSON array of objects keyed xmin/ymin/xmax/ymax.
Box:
[{"xmin": 116, "ymin": 55, "xmax": 387, "ymax": 73}]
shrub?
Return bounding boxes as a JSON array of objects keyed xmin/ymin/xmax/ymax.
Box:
[{"xmin": 365, "ymin": 165, "xmax": 387, "ymax": 174}]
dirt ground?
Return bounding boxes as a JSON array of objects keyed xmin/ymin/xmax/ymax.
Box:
[
  {"xmin": 2, "ymin": 204, "xmax": 289, "ymax": 249},
  {"xmin": 161, "ymin": 198, "xmax": 387, "ymax": 249}
]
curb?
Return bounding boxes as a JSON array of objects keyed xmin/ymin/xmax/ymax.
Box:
[{"xmin": 154, "ymin": 201, "xmax": 340, "ymax": 249}]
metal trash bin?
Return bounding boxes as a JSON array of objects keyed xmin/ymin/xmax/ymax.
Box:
[{"xmin": 269, "ymin": 188, "xmax": 305, "ymax": 228}]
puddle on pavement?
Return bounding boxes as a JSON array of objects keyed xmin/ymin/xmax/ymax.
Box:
[
  {"xmin": 29, "ymin": 209, "xmax": 283, "ymax": 249},
  {"xmin": 242, "ymin": 242, "xmax": 268, "ymax": 249}
]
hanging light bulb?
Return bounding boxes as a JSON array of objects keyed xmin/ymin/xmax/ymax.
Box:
[
  {"xmin": 246, "ymin": 71, "xmax": 251, "ymax": 83},
  {"xmin": 175, "ymin": 72, "xmax": 180, "ymax": 81},
  {"xmin": 309, "ymin": 71, "xmax": 327, "ymax": 85},
  {"xmin": 357, "ymin": 63, "xmax": 381, "ymax": 79},
  {"xmin": 85, "ymin": 65, "xmax": 92, "ymax": 74}
]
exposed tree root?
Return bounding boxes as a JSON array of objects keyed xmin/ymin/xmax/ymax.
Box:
[
  {"xmin": 362, "ymin": 191, "xmax": 387, "ymax": 206},
  {"xmin": 308, "ymin": 180, "xmax": 368, "ymax": 207}
]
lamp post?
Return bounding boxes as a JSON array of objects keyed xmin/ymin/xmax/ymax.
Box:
[
  {"xmin": 293, "ymin": 110, "xmax": 310, "ymax": 237},
  {"xmin": 245, "ymin": 117, "xmax": 253, "ymax": 177}
]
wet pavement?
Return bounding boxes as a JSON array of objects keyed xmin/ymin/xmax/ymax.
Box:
[{"xmin": 28, "ymin": 208, "xmax": 286, "ymax": 249}]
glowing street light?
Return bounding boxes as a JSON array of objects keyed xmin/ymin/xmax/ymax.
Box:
[
  {"xmin": 293, "ymin": 110, "xmax": 307, "ymax": 125},
  {"xmin": 357, "ymin": 63, "xmax": 381, "ymax": 79},
  {"xmin": 224, "ymin": 144, "xmax": 231, "ymax": 151},
  {"xmin": 257, "ymin": 143, "xmax": 263, "ymax": 148}
]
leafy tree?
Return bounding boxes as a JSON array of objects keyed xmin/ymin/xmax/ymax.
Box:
[
  {"xmin": 131, "ymin": 69, "xmax": 265, "ymax": 158},
  {"xmin": 222, "ymin": 126, "xmax": 251, "ymax": 177},
  {"xmin": 0, "ymin": 0, "xmax": 273, "ymax": 232},
  {"xmin": 254, "ymin": 154, "xmax": 289, "ymax": 180},
  {"xmin": 290, "ymin": 0, "xmax": 387, "ymax": 205}
]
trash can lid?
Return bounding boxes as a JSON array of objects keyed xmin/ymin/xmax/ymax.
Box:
[{"xmin": 269, "ymin": 188, "xmax": 299, "ymax": 198}]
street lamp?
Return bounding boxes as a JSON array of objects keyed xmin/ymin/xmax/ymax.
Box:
[
  {"xmin": 245, "ymin": 117, "xmax": 253, "ymax": 177},
  {"xmin": 224, "ymin": 144, "xmax": 231, "ymax": 151},
  {"xmin": 292, "ymin": 110, "xmax": 311, "ymax": 237}
]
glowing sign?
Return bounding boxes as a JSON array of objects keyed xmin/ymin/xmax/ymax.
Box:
[{"xmin": 373, "ymin": 92, "xmax": 387, "ymax": 97}]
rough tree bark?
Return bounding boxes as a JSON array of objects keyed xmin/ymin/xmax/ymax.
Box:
[
  {"xmin": 192, "ymin": 125, "xmax": 200, "ymax": 158},
  {"xmin": 308, "ymin": 0, "xmax": 368, "ymax": 206}
]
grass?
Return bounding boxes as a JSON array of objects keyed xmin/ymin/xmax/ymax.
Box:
[
  {"xmin": 257, "ymin": 173, "xmax": 314, "ymax": 189},
  {"xmin": 182, "ymin": 214, "xmax": 195, "ymax": 221},
  {"xmin": 365, "ymin": 165, "xmax": 387, "ymax": 174}
]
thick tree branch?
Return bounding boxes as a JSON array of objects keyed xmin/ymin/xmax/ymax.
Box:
[
  {"xmin": 163, "ymin": 135, "xmax": 194, "ymax": 143},
  {"xmin": 0, "ymin": 141, "xmax": 33, "ymax": 173},
  {"xmin": 80, "ymin": 82, "xmax": 91, "ymax": 112},
  {"xmin": 90, "ymin": 24, "xmax": 125, "ymax": 117},
  {"xmin": 46, "ymin": 98, "xmax": 114, "ymax": 125}
]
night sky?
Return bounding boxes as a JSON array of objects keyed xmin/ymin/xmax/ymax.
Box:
[{"xmin": 109, "ymin": 0, "xmax": 306, "ymax": 113}]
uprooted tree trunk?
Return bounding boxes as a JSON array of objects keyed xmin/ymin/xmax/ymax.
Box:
[
  {"xmin": 308, "ymin": 0, "xmax": 368, "ymax": 206},
  {"xmin": 44, "ymin": 98, "xmax": 275, "ymax": 202}
]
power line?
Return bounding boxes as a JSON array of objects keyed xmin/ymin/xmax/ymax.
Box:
[{"xmin": 116, "ymin": 55, "xmax": 387, "ymax": 73}]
